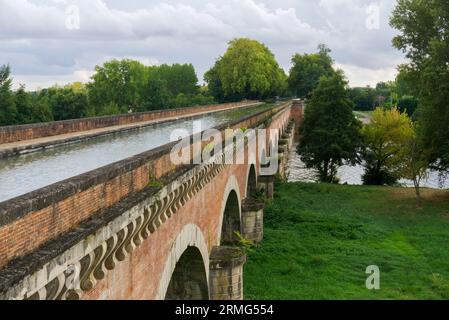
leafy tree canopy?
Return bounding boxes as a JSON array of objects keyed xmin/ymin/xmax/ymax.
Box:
[
  {"xmin": 0, "ymin": 64, "xmax": 17, "ymax": 126},
  {"xmin": 390, "ymin": 0, "xmax": 449, "ymax": 170},
  {"xmin": 288, "ymin": 44, "xmax": 335, "ymax": 99},
  {"xmin": 361, "ymin": 107, "xmax": 414, "ymax": 185},
  {"xmin": 205, "ymin": 38, "xmax": 287, "ymax": 102},
  {"xmin": 298, "ymin": 71, "xmax": 362, "ymax": 183}
]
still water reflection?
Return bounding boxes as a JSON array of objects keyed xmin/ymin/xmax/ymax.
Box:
[{"xmin": 287, "ymin": 144, "xmax": 449, "ymax": 189}]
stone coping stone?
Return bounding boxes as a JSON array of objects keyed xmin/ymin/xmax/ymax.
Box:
[
  {"xmin": 210, "ymin": 247, "xmax": 247, "ymax": 269},
  {"xmin": 241, "ymin": 198, "xmax": 265, "ymax": 212}
]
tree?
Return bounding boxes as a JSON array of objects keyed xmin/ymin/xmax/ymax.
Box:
[
  {"xmin": 139, "ymin": 78, "xmax": 172, "ymax": 111},
  {"xmin": 150, "ymin": 64, "xmax": 199, "ymax": 96},
  {"xmin": 88, "ymin": 59, "xmax": 148, "ymax": 114},
  {"xmin": 298, "ymin": 71, "xmax": 362, "ymax": 183},
  {"xmin": 288, "ymin": 44, "xmax": 335, "ymax": 99},
  {"xmin": 0, "ymin": 65, "xmax": 17, "ymax": 126},
  {"xmin": 361, "ymin": 108, "xmax": 414, "ymax": 185},
  {"xmin": 30, "ymin": 93, "xmax": 53, "ymax": 123},
  {"xmin": 348, "ymin": 87, "xmax": 377, "ymax": 111},
  {"xmin": 400, "ymin": 128, "xmax": 431, "ymax": 202},
  {"xmin": 390, "ymin": 0, "xmax": 449, "ymax": 171},
  {"xmin": 15, "ymin": 85, "xmax": 33, "ymax": 124},
  {"xmin": 397, "ymin": 95, "xmax": 419, "ymax": 118},
  {"xmin": 204, "ymin": 38, "xmax": 286, "ymax": 101},
  {"xmin": 45, "ymin": 87, "xmax": 89, "ymax": 121}
]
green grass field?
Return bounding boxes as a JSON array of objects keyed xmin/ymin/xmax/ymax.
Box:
[{"xmin": 244, "ymin": 183, "xmax": 449, "ymax": 300}]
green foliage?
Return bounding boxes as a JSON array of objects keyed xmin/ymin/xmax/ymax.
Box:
[
  {"xmin": 234, "ymin": 231, "xmax": 256, "ymax": 252},
  {"xmin": 88, "ymin": 59, "xmax": 214, "ymax": 113},
  {"xmin": 390, "ymin": 0, "xmax": 449, "ymax": 170},
  {"xmin": 245, "ymin": 182, "xmax": 449, "ymax": 300},
  {"xmin": 0, "ymin": 60, "xmax": 216, "ymax": 126},
  {"xmin": 400, "ymin": 127, "xmax": 432, "ymax": 201},
  {"xmin": 397, "ymin": 95, "xmax": 419, "ymax": 118},
  {"xmin": 88, "ymin": 59, "xmax": 148, "ymax": 114},
  {"xmin": 44, "ymin": 87, "xmax": 90, "ymax": 121},
  {"xmin": 14, "ymin": 85, "xmax": 33, "ymax": 124},
  {"xmin": 30, "ymin": 94, "xmax": 53, "ymax": 123},
  {"xmin": 0, "ymin": 65, "xmax": 17, "ymax": 126},
  {"xmin": 139, "ymin": 78, "xmax": 172, "ymax": 111},
  {"xmin": 148, "ymin": 172, "xmax": 164, "ymax": 188},
  {"xmin": 348, "ymin": 86, "xmax": 377, "ymax": 111},
  {"xmin": 149, "ymin": 63, "xmax": 198, "ymax": 96},
  {"xmin": 204, "ymin": 38, "xmax": 287, "ymax": 102},
  {"xmin": 288, "ymin": 44, "xmax": 335, "ymax": 99},
  {"xmin": 361, "ymin": 108, "xmax": 414, "ymax": 186},
  {"xmin": 96, "ymin": 102, "xmax": 124, "ymax": 116},
  {"xmin": 298, "ymin": 71, "xmax": 362, "ymax": 183}
]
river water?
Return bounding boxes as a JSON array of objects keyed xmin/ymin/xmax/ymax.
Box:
[
  {"xmin": 286, "ymin": 143, "xmax": 449, "ymax": 189},
  {"xmin": 0, "ymin": 104, "xmax": 271, "ymax": 203}
]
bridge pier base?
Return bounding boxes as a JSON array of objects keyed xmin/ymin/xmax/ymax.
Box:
[
  {"xmin": 209, "ymin": 246, "xmax": 247, "ymax": 300},
  {"xmin": 258, "ymin": 175, "xmax": 275, "ymax": 200},
  {"xmin": 241, "ymin": 199, "xmax": 264, "ymax": 243}
]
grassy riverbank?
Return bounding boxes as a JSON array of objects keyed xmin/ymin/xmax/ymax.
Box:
[{"xmin": 244, "ymin": 183, "xmax": 449, "ymax": 300}]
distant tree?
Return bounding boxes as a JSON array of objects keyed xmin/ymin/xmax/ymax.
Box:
[
  {"xmin": 205, "ymin": 38, "xmax": 287, "ymax": 101},
  {"xmin": 139, "ymin": 78, "xmax": 172, "ymax": 111},
  {"xmin": 0, "ymin": 65, "xmax": 17, "ymax": 126},
  {"xmin": 298, "ymin": 71, "xmax": 362, "ymax": 183},
  {"xmin": 64, "ymin": 81, "xmax": 87, "ymax": 93},
  {"xmin": 204, "ymin": 60, "xmax": 226, "ymax": 102},
  {"xmin": 375, "ymin": 82, "xmax": 389, "ymax": 91},
  {"xmin": 88, "ymin": 59, "xmax": 148, "ymax": 114},
  {"xmin": 173, "ymin": 93, "xmax": 195, "ymax": 108},
  {"xmin": 96, "ymin": 102, "xmax": 123, "ymax": 116},
  {"xmin": 361, "ymin": 108, "xmax": 414, "ymax": 185},
  {"xmin": 150, "ymin": 64, "xmax": 199, "ymax": 96},
  {"xmin": 44, "ymin": 87, "xmax": 89, "ymax": 121},
  {"xmin": 31, "ymin": 94, "xmax": 53, "ymax": 123},
  {"xmin": 288, "ymin": 44, "xmax": 335, "ymax": 99},
  {"xmin": 348, "ymin": 87, "xmax": 377, "ymax": 111},
  {"xmin": 15, "ymin": 85, "xmax": 33, "ymax": 124},
  {"xmin": 191, "ymin": 92, "xmax": 216, "ymax": 106}
]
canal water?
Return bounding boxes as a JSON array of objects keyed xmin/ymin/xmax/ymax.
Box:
[
  {"xmin": 286, "ymin": 143, "xmax": 449, "ymax": 189},
  {"xmin": 0, "ymin": 104, "xmax": 272, "ymax": 203}
]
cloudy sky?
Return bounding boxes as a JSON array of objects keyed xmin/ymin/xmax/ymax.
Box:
[{"xmin": 0, "ymin": 0, "xmax": 405, "ymax": 90}]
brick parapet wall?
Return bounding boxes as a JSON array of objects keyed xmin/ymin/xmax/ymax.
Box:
[
  {"xmin": 0, "ymin": 102, "xmax": 291, "ymax": 270},
  {"xmin": 0, "ymin": 101, "xmax": 258, "ymax": 144}
]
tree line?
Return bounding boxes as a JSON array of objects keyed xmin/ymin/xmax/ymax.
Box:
[
  {"xmin": 0, "ymin": 61, "xmax": 217, "ymax": 126},
  {"xmin": 0, "ymin": 37, "xmax": 378, "ymax": 126},
  {"xmin": 0, "ymin": 38, "xmax": 291, "ymax": 126},
  {"xmin": 297, "ymin": 0, "xmax": 449, "ymax": 201}
]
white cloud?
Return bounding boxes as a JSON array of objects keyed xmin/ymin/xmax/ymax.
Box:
[
  {"xmin": 0, "ymin": 0, "xmax": 402, "ymax": 90},
  {"xmin": 335, "ymin": 62, "xmax": 398, "ymax": 87}
]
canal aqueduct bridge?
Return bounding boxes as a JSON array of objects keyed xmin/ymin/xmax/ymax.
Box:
[{"xmin": 0, "ymin": 100, "xmax": 304, "ymax": 300}]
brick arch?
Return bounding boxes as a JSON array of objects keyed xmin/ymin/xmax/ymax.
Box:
[
  {"xmin": 246, "ymin": 164, "xmax": 258, "ymax": 199},
  {"xmin": 217, "ymin": 175, "xmax": 242, "ymax": 245},
  {"xmin": 156, "ymin": 224, "xmax": 209, "ymax": 300}
]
